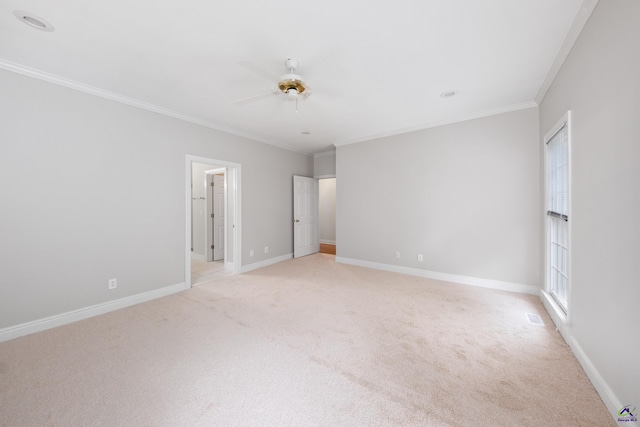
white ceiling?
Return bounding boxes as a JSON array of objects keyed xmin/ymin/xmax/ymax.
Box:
[{"xmin": 0, "ymin": 0, "xmax": 595, "ymax": 154}]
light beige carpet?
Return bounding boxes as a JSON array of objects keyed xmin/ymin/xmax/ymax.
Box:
[{"xmin": 0, "ymin": 254, "xmax": 613, "ymax": 426}]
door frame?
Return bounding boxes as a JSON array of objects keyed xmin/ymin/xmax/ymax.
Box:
[
  {"xmin": 185, "ymin": 155, "xmax": 242, "ymax": 286},
  {"xmin": 315, "ymin": 173, "xmax": 336, "ymax": 251}
]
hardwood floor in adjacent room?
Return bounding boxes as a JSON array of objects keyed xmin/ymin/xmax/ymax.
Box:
[{"xmin": 319, "ymin": 243, "xmax": 336, "ymax": 255}]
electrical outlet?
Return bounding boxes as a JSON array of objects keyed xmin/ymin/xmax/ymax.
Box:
[
  {"xmin": 249, "ymin": 249, "xmax": 255, "ymax": 257},
  {"xmin": 108, "ymin": 278, "xmax": 117, "ymax": 290},
  {"xmin": 417, "ymin": 254, "xmax": 424, "ymax": 262},
  {"xmin": 264, "ymin": 246, "xmax": 269, "ymax": 254},
  {"xmin": 395, "ymin": 251, "xmax": 400, "ymax": 259}
]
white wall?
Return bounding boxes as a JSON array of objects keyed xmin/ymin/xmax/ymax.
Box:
[
  {"xmin": 319, "ymin": 178, "xmax": 336, "ymax": 244},
  {"xmin": 539, "ymin": 0, "xmax": 640, "ymax": 412},
  {"xmin": 0, "ymin": 69, "xmax": 312, "ymax": 330},
  {"xmin": 336, "ymin": 107, "xmax": 540, "ymax": 287}
]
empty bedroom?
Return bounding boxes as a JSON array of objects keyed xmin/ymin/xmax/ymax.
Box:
[{"xmin": 0, "ymin": 0, "xmax": 638, "ymax": 425}]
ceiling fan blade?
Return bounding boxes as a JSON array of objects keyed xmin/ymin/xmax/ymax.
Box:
[
  {"xmin": 306, "ymin": 58, "xmax": 355, "ymax": 99},
  {"xmin": 238, "ymin": 61, "xmax": 279, "ymax": 83},
  {"xmin": 234, "ymin": 89, "xmax": 277, "ymax": 105}
]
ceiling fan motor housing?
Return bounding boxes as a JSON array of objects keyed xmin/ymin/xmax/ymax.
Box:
[{"xmin": 284, "ymin": 58, "xmax": 298, "ymax": 70}]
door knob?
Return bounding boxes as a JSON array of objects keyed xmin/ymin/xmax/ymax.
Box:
[{"xmin": 294, "ymin": 219, "xmax": 300, "ymax": 223}]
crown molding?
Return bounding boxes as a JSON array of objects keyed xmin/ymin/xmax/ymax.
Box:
[
  {"xmin": 535, "ymin": 0, "xmax": 600, "ymax": 104},
  {"xmin": 0, "ymin": 59, "xmax": 312, "ymax": 155},
  {"xmin": 333, "ymin": 100, "xmax": 538, "ymax": 147}
]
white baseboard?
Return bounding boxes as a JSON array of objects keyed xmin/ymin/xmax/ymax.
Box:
[
  {"xmin": 540, "ymin": 291, "xmax": 634, "ymax": 426},
  {"xmin": 568, "ymin": 337, "xmax": 633, "ymax": 426},
  {"xmin": 335, "ymin": 257, "xmax": 627, "ymax": 425},
  {"xmin": 224, "ymin": 261, "xmax": 235, "ymax": 272},
  {"xmin": 191, "ymin": 252, "xmax": 205, "ymax": 262},
  {"xmin": 241, "ymin": 253, "xmax": 293, "ymax": 273},
  {"xmin": 0, "ymin": 282, "xmax": 188, "ymax": 343},
  {"xmin": 319, "ymin": 239, "xmax": 336, "ymax": 245},
  {"xmin": 335, "ymin": 257, "xmax": 539, "ymax": 295}
]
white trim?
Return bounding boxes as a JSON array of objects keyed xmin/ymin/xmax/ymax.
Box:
[
  {"xmin": 335, "ymin": 257, "xmax": 539, "ymax": 295},
  {"xmin": 319, "ymin": 239, "xmax": 336, "ymax": 245},
  {"xmin": 0, "ymin": 60, "xmax": 543, "ymax": 156},
  {"xmin": 222, "ymin": 172, "xmax": 228, "ymax": 264},
  {"xmin": 205, "ymin": 168, "xmax": 226, "ymax": 175},
  {"xmin": 241, "ymin": 253, "xmax": 293, "ymax": 273},
  {"xmin": 0, "ymin": 282, "xmax": 188, "ymax": 343},
  {"xmin": 186, "ymin": 155, "xmax": 242, "ymax": 286},
  {"xmin": 543, "ymin": 111, "xmax": 572, "ymax": 320},
  {"xmin": 568, "ymin": 337, "xmax": 631, "ymax": 426},
  {"xmin": 540, "ymin": 290, "xmax": 571, "ymax": 341},
  {"xmin": 314, "ymin": 174, "xmax": 336, "ymax": 179},
  {"xmin": 541, "ymin": 289, "xmax": 630, "ymax": 425},
  {"xmin": 0, "ymin": 59, "xmax": 310, "ymax": 155},
  {"xmin": 333, "ymin": 101, "xmax": 537, "ymax": 147},
  {"xmin": 205, "ymin": 173, "xmax": 214, "ymax": 262},
  {"xmin": 233, "ymin": 167, "xmax": 242, "ymax": 272},
  {"xmin": 544, "ymin": 110, "xmax": 571, "ymax": 143},
  {"xmin": 536, "ymin": 0, "xmax": 600, "ymax": 104}
]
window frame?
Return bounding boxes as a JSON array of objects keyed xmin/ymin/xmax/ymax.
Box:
[{"xmin": 543, "ymin": 111, "xmax": 572, "ymax": 320}]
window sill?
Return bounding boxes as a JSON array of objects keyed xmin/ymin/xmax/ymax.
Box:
[{"xmin": 540, "ymin": 290, "xmax": 571, "ymax": 341}]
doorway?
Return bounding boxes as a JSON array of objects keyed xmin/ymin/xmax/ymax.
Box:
[
  {"xmin": 293, "ymin": 175, "xmax": 320, "ymax": 258},
  {"xmin": 186, "ymin": 155, "xmax": 242, "ymax": 287},
  {"xmin": 318, "ymin": 177, "xmax": 336, "ymax": 255}
]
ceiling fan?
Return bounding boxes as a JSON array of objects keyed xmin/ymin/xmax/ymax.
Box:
[{"xmin": 235, "ymin": 58, "xmax": 312, "ymax": 111}]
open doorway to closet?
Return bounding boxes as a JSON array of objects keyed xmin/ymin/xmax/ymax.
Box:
[
  {"xmin": 318, "ymin": 177, "xmax": 336, "ymax": 255},
  {"xmin": 186, "ymin": 155, "xmax": 242, "ymax": 287}
]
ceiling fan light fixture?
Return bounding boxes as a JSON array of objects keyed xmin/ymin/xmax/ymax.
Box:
[
  {"xmin": 278, "ymin": 73, "xmax": 307, "ymax": 97},
  {"xmin": 235, "ymin": 58, "xmax": 312, "ymax": 107}
]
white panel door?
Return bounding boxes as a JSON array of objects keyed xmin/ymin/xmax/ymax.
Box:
[
  {"xmin": 213, "ymin": 174, "xmax": 225, "ymax": 261},
  {"xmin": 293, "ymin": 175, "xmax": 319, "ymax": 258}
]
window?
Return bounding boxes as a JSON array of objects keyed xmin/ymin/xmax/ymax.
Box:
[{"xmin": 545, "ymin": 113, "xmax": 570, "ymax": 312}]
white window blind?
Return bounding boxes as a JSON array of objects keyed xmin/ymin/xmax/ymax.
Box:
[{"xmin": 547, "ymin": 124, "xmax": 569, "ymax": 219}]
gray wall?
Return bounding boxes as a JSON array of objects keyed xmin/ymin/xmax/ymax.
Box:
[
  {"xmin": 313, "ymin": 150, "xmax": 336, "ymax": 177},
  {"xmin": 0, "ymin": 69, "xmax": 312, "ymax": 329},
  {"xmin": 336, "ymin": 107, "xmax": 540, "ymax": 287},
  {"xmin": 539, "ymin": 0, "xmax": 640, "ymax": 407}
]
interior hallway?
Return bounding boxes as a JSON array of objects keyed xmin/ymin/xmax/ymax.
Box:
[{"xmin": 191, "ymin": 257, "xmax": 230, "ymax": 285}]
